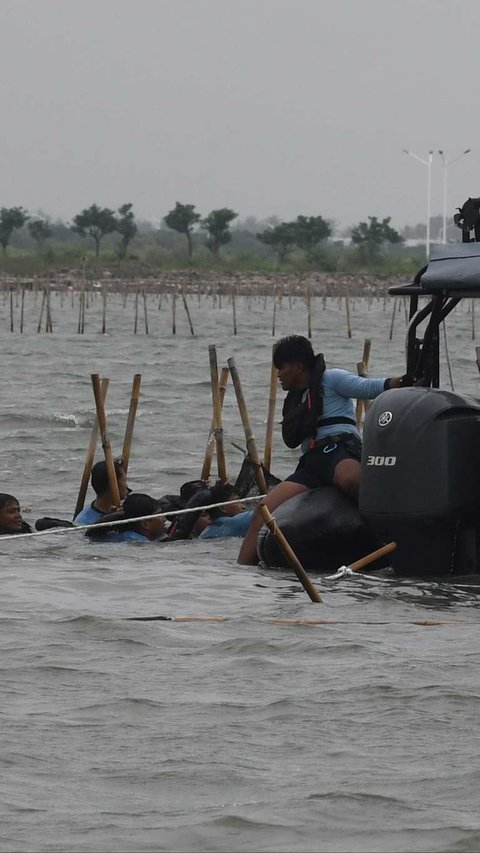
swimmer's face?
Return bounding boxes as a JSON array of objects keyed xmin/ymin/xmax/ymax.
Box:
[{"xmin": 0, "ymin": 500, "xmax": 23, "ymax": 533}]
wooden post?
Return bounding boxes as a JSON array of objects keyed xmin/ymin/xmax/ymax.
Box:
[
  {"xmin": 91, "ymin": 373, "xmax": 121, "ymax": 509},
  {"xmin": 102, "ymin": 287, "xmax": 107, "ymax": 334},
  {"xmin": 232, "ymin": 286, "xmax": 237, "ymax": 335},
  {"xmin": 180, "ymin": 289, "xmax": 194, "ymax": 335},
  {"xmin": 345, "ymin": 289, "xmax": 352, "ymax": 338},
  {"xmin": 389, "ymin": 297, "xmax": 398, "ymax": 340},
  {"xmin": 272, "ymin": 290, "xmax": 277, "ymax": 337},
  {"xmin": 20, "ymin": 285, "xmax": 25, "ymax": 333},
  {"xmin": 9, "ymin": 290, "xmax": 14, "ymax": 333},
  {"xmin": 227, "ymin": 355, "xmax": 267, "ymax": 494},
  {"xmin": 307, "ymin": 288, "xmax": 312, "ymax": 339},
  {"xmin": 201, "ymin": 366, "xmax": 229, "ymax": 482},
  {"xmin": 263, "ymin": 348, "xmax": 278, "ymax": 473},
  {"xmin": 73, "ymin": 377, "xmax": 109, "ymax": 519},
  {"xmin": 209, "ymin": 346, "xmax": 228, "ymax": 483},
  {"xmin": 172, "ymin": 290, "xmax": 177, "ymax": 335},
  {"xmin": 121, "ymin": 374, "xmax": 142, "ymax": 475},
  {"xmin": 472, "ymin": 299, "xmax": 476, "ymax": 341},
  {"xmin": 355, "ymin": 338, "xmax": 372, "ymax": 428},
  {"xmin": 142, "ymin": 291, "xmax": 149, "ymax": 334},
  {"xmin": 37, "ymin": 289, "xmax": 46, "ymax": 333},
  {"xmin": 134, "ymin": 290, "xmax": 139, "ymax": 334},
  {"xmin": 259, "ymin": 504, "xmax": 321, "ymax": 603}
]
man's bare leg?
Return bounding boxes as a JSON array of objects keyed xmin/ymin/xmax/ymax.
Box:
[
  {"xmin": 237, "ymin": 481, "xmax": 309, "ymax": 565},
  {"xmin": 333, "ymin": 458, "xmax": 361, "ymax": 501}
]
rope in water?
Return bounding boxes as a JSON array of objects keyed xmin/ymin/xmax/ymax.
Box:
[
  {"xmin": 0, "ymin": 495, "xmax": 267, "ymax": 542},
  {"xmin": 127, "ymin": 615, "xmax": 464, "ymax": 626}
]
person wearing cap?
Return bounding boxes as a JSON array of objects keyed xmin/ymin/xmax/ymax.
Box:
[{"xmin": 238, "ymin": 334, "xmax": 413, "ymax": 565}]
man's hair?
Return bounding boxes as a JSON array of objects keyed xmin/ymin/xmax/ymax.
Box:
[
  {"xmin": 91, "ymin": 459, "xmax": 124, "ymax": 496},
  {"xmin": 123, "ymin": 493, "xmax": 160, "ymax": 520},
  {"xmin": 209, "ymin": 481, "xmax": 239, "ymax": 517},
  {"xmin": 0, "ymin": 493, "xmax": 19, "ymax": 511},
  {"xmin": 273, "ymin": 335, "xmax": 315, "ymax": 370}
]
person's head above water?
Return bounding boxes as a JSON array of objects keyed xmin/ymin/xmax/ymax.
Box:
[
  {"xmin": 123, "ymin": 492, "xmax": 166, "ymax": 540},
  {"xmin": 90, "ymin": 459, "xmax": 128, "ymax": 501},
  {"xmin": 0, "ymin": 494, "xmax": 25, "ymax": 534}
]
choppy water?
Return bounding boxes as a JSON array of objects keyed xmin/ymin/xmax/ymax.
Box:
[{"xmin": 2, "ymin": 288, "xmax": 480, "ymax": 853}]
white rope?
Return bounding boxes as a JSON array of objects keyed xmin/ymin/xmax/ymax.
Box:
[{"xmin": 0, "ymin": 494, "xmax": 266, "ymax": 542}]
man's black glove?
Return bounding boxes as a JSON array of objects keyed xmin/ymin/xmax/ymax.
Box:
[{"xmin": 384, "ymin": 373, "xmax": 415, "ymax": 390}]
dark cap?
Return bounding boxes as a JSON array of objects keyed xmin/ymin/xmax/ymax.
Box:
[{"xmin": 123, "ymin": 493, "xmax": 160, "ymax": 519}]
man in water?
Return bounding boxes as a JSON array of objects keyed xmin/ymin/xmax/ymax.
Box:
[
  {"xmin": 74, "ymin": 459, "xmax": 128, "ymax": 525},
  {"xmin": 238, "ymin": 334, "xmax": 411, "ymax": 565},
  {"xmin": 198, "ymin": 482, "xmax": 253, "ymax": 539},
  {"xmin": 0, "ymin": 494, "xmax": 32, "ymax": 535},
  {"xmin": 86, "ymin": 493, "xmax": 167, "ymax": 542}
]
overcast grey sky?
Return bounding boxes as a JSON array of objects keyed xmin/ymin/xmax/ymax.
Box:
[{"xmin": 1, "ymin": 0, "xmax": 478, "ymax": 231}]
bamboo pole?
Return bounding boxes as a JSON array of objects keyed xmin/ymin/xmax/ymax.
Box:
[
  {"xmin": 180, "ymin": 289, "xmax": 194, "ymax": 335},
  {"xmin": 347, "ymin": 541, "xmax": 396, "ymax": 572},
  {"xmin": 259, "ymin": 504, "xmax": 321, "ymax": 603},
  {"xmin": 389, "ymin": 297, "xmax": 398, "ymax": 340},
  {"xmin": 272, "ymin": 290, "xmax": 277, "ymax": 336},
  {"xmin": 263, "ymin": 348, "xmax": 278, "ymax": 473},
  {"xmin": 37, "ymin": 289, "xmax": 46, "ymax": 333},
  {"xmin": 209, "ymin": 346, "xmax": 228, "ymax": 483},
  {"xmin": 172, "ymin": 290, "xmax": 177, "ymax": 334},
  {"xmin": 134, "ymin": 290, "xmax": 139, "ymax": 334},
  {"xmin": 9, "ymin": 290, "xmax": 14, "ymax": 332},
  {"xmin": 227, "ymin": 355, "xmax": 267, "ymax": 494},
  {"xmin": 345, "ymin": 290, "xmax": 352, "ymax": 338},
  {"xmin": 73, "ymin": 377, "xmax": 109, "ymax": 519},
  {"xmin": 355, "ymin": 338, "xmax": 372, "ymax": 428},
  {"xmin": 20, "ymin": 285, "xmax": 25, "ymax": 334},
  {"xmin": 91, "ymin": 373, "xmax": 121, "ymax": 509},
  {"xmin": 307, "ymin": 288, "xmax": 312, "ymax": 339},
  {"xmin": 102, "ymin": 287, "xmax": 107, "ymax": 334},
  {"xmin": 121, "ymin": 374, "xmax": 142, "ymax": 475},
  {"xmin": 201, "ymin": 366, "xmax": 229, "ymax": 482},
  {"xmin": 142, "ymin": 291, "xmax": 149, "ymax": 334},
  {"xmin": 232, "ymin": 286, "xmax": 237, "ymax": 335}
]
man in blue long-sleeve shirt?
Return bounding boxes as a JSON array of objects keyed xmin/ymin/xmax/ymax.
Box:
[{"xmin": 238, "ymin": 334, "xmax": 411, "ymax": 565}]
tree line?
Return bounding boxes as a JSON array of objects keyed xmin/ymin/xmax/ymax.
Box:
[{"xmin": 0, "ymin": 200, "xmax": 406, "ymax": 265}]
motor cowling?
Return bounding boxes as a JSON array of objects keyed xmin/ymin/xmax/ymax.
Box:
[{"xmin": 360, "ymin": 387, "xmax": 480, "ymax": 577}]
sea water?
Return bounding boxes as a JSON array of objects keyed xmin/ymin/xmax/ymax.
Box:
[{"xmin": 2, "ymin": 289, "xmax": 480, "ymax": 853}]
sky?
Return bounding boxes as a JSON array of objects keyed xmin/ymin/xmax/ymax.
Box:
[{"xmin": 1, "ymin": 0, "xmax": 478, "ymax": 232}]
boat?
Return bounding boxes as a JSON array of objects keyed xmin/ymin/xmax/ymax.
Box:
[{"xmin": 259, "ymin": 210, "xmax": 480, "ymax": 579}]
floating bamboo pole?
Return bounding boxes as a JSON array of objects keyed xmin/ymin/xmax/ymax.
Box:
[{"xmin": 259, "ymin": 504, "xmax": 321, "ymax": 603}]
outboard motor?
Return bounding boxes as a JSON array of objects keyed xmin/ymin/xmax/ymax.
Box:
[{"xmin": 360, "ymin": 387, "xmax": 480, "ymax": 578}]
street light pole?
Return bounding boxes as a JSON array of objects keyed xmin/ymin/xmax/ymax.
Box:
[
  {"xmin": 402, "ymin": 149, "xmax": 433, "ymax": 259},
  {"xmin": 437, "ymin": 149, "xmax": 471, "ymax": 244}
]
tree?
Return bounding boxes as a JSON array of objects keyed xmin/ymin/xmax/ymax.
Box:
[
  {"xmin": 256, "ymin": 221, "xmax": 298, "ymax": 263},
  {"xmin": 0, "ymin": 207, "xmax": 29, "ymax": 254},
  {"xmin": 164, "ymin": 202, "xmax": 201, "ymax": 259},
  {"xmin": 71, "ymin": 204, "xmax": 117, "ymax": 256},
  {"xmin": 292, "ymin": 215, "xmax": 332, "ymax": 256},
  {"xmin": 351, "ymin": 216, "xmax": 404, "ymax": 261},
  {"xmin": 201, "ymin": 208, "xmax": 238, "ymax": 256},
  {"xmin": 116, "ymin": 203, "xmax": 137, "ymax": 257},
  {"xmin": 28, "ymin": 218, "xmax": 52, "ymax": 249}
]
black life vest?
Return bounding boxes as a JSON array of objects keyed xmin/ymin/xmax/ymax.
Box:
[{"xmin": 281, "ymin": 354, "xmax": 326, "ymax": 448}]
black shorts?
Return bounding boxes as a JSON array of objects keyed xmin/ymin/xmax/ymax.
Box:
[{"xmin": 286, "ymin": 433, "xmax": 362, "ymax": 489}]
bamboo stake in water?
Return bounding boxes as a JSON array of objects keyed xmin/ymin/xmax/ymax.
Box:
[
  {"xmin": 73, "ymin": 377, "xmax": 109, "ymax": 519},
  {"xmin": 9, "ymin": 290, "xmax": 14, "ymax": 333},
  {"xmin": 142, "ymin": 291, "xmax": 149, "ymax": 334},
  {"xmin": 232, "ymin": 286, "xmax": 237, "ymax": 335},
  {"xmin": 180, "ymin": 289, "xmax": 194, "ymax": 336},
  {"xmin": 307, "ymin": 288, "xmax": 312, "ymax": 339},
  {"xmin": 209, "ymin": 346, "xmax": 228, "ymax": 483},
  {"xmin": 37, "ymin": 290, "xmax": 46, "ymax": 333},
  {"xmin": 91, "ymin": 373, "xmax": 121, "ymax": 509},
  {"xmin": 345, "ymin": 290, "xmax": 352, "ymax": 338},
  {"xmin": 389, "ymin": 297, "xmax": 398, "ymax": 340},
  {"xmin": 121, "ymin": 374, "xmax": 142, "ymax": 474},
  {"xmin": 355, "ymin": 338, "xmax": 372, "ymax": 428},
  {"xmin": 263, "ymin": 348, "xmax": 278, "ymax": 474},
  {"xmin": 102, "ymin": 287, "xmax": 107, "ymax": 334},
  {"xmin": 227, "ymin": 355, "xmax": 267, "ymax": 494},
  {"xmin": 259, "ymin": 504, "xmax": 321, "ymax": 603},
  {"xmin": 201, "ymin": 367, "xmax": 229, "ymax": 483},
  {"xmin": 20, "ymin": 285, "xmax": 25, "ymax": 334},
  {"xmin": 134, "ymin": 291, "xmax": 139, "ymax": 334},
  {"xmin": 172, "ymin": 290, "xmax": 177, "ymax": 335}
]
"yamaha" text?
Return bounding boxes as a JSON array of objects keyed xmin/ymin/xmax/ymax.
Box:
[{"xmin": 366, "ymin": 455, "xmax": 397, "ymax": 466}]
